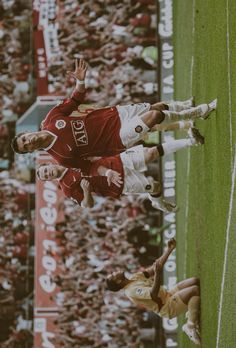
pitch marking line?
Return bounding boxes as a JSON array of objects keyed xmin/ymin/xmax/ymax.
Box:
[
  {"xmin": 226, "ymin": 0, "xmax": 233, "ymax": 166},
  {"xmin": 216, "ymin": 144, "xmax": 236, "ymax": 348},
  {"xmin": 183, "ymin": 0, "xmax": 196, "ymax": 278}
]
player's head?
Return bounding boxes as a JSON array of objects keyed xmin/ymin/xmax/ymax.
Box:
[
  {"xmin": 36, "ymin": 163, "xmax": 62, "ymax": 181},
  {"xmin": 11, "ymin": 131, "xmax": 43, "ymax": 154},
  {"xmin": 106, "ymin": 271, "xmax": 128, "ymax": 292}
]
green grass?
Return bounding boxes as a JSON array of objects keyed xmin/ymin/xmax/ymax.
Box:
[{"xmin": 174, "ymin": 0, "xmax": 236, "ymax": 347}]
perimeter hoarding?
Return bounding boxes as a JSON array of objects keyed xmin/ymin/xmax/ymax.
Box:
[
  {"xmin": 34, "ymin": 152, "xmax": 64, "ymax": 348},
  {"xmin": 158, "ymin": 0, "xmax": 178, "ymax": 346},
  {"xmin": 34, "ymin": 315, "xmax": 59, "ymax": 348}
]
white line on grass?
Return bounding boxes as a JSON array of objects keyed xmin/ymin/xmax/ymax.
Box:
[
  {"xmin": 216, "ymin": 3, "xmax": 234, "ymax": 346},
  {"xmin": 216, "ymin": 145, "xmax": 236, "ymax": 348},
  {"xmin": 226, "ymin": 0, "xmax": 233, "ymax": 166},
  {"xmin": 183, "ymin": 0, "xmax": 196, "ymax": 278}
]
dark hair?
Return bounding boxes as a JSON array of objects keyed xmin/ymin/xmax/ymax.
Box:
[
  {"xmin": 106, "ymin": 277, "xmax": 124, "ymax": 292},
  {"xmin": 11, "ymin": 132, "xmax": 28, "ymax": 154}
]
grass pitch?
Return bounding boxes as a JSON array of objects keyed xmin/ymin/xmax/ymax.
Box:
[{"xmin": 174, "ymin": 0, "xmax": 236, "ymax": 347}]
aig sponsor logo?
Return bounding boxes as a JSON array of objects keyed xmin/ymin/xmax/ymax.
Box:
[{"xmin": 71, "ymin": 120, "xmax": 88, "ymax": 146}]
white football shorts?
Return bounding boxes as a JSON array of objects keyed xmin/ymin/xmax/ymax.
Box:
[
  {"xmin": 117, "ymin": 103, "xmax": 151, "ymax": 148},
  {"xmin": 120, "ymin": 145, "xmax": 154, "ymax": 194}
]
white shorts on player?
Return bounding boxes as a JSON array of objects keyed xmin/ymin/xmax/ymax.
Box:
[
  {"xmin": 120, "ymin": 144, "xmax": 155, "ymax": 194},
  {"xmin": 117, "ymin": 103, "xmax": 151, "ymax": 148}
]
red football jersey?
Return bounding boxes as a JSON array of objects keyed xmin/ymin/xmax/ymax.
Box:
[
  {"xmin": 59, "ymin": 160, "xmax": 124, "ymax": 204},
  {"xmin": 41, "ymin": 89, "xmax": 125, "ymax": 171}
]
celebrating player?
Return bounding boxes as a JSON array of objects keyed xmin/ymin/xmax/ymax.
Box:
[
  {"xmin": 11, "ymin": 58, "xmax": 216, "ymax": 171},
  {"xmin": 36, "ymin": 128, "xmax": 204, "ymax": 212},
  {"xmin": 106, "ymin": 238, "xmax": 201, "ymax": 345}
]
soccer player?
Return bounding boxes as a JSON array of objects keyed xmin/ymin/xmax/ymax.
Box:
[
  {"xmin": 36, "ymin": 129, "xmax": 204, "ymax": 212},
  {"xmin": 11, "ymin": 58, "xmax": 216, "ymax": 171},
  {"xmin": 106, "ymin": 238, "xmax": 201, "ymax": 345}
]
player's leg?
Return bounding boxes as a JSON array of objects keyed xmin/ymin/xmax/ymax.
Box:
[
  {"xmin": 140, "ymin": 109, "xmax": 165, "ymax": 128},
  {"xmin": 118, "ymin": 100, "xmax": 216, "ymax": 149},
  {"xmin": 170, "ymin": 284, "xmax": 200, "ymax": 307},
  {"xmin": 176, "ymin": 286, "xmax": 201, "ymax": 345},
  {"xmin": 119, "ymin": 106, "xmax": 204, "ymax": 149},
  {"xmin": 120, "ymin": 147, "xmax": 176, "ymax": 213},
  {"xmin": 142, "ymin": 130, "xmax": 204, "ymax": 166},
  {"xmin": 142, "ymin": 146, "xmax": 178, "ymax": 212},
  {"xmin": 150, "ymin": 97, "xmax": 194, "ymax": 113},
  {"xmin": 176, "ymin": 277, "xmax": 200, "ymax": 291},
  {"xmin": 151, "ymin": 120, "xmax": 194, "ymax": 132},
  {"xmin": 119, "ymin": 110, "xmax": 164, "ymax": 148},
  {"xmin": 161, "ymin": 99, "xmax": 217, "ymax": 125},
  {"xmin": 165, "ymin": 97, "xmax": 195, "ymax": 111},
  {"xmin": 141, "ymin": 136, "xmax": 205, "ymax": 213}
]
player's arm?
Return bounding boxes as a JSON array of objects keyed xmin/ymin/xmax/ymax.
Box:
[
  {"xmin": 80, "ymin": 179, "xmax": 94, "ymax": 208},
  {"xmin": 145, "ymin": 238, "xmax": 177, "ymax": 277},
  {"xmin": 150, "ymin": 260, "xmax": 163, "ymax": 308},
  {"xmin": 149, "ymin": 239, "xmax": 176, "ymax": 307},
  {"xmin": 49, "ymin": 59, "xmax": 88, "ymax": 117},
  {"xmin": 97, "ymin": 165, "xmax": 123, "ymax": 187},
  {"xmin": 67, "ymin": 58, "xmax": 87, "ymax": 94}
]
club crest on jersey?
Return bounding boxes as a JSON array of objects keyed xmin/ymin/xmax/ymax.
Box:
[
  {"xmin": 55, "ymin": 120, "xmax": 66, "ymax": 129},
  {"xmin": 71, "ymin": 120, "xmax": 88, "ymax": 146}
]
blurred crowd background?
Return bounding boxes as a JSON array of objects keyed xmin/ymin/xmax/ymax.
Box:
[
  {"xmin": 48, "ymin": 0, "xmax": 158, "ymax": 106},
  {"xmin": 0, "ymin": 172, "xmax": 34, "ymax": 347},
  {"xmin": 0, "ymin": 0, "xmax": 162, "ymax": 347},
  {"xmin": 0, "ymin": 0, "xmax": 32, "ymax": 165},
  {"xmin": 50, "ymin": 196, "xmax": 163, "ymax": 348}
]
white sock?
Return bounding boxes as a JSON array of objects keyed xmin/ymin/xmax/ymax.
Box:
[
  {"xmin": 179, "ymin": 120, "xmax": 194, "ymax": 130},
  {"xmin": 162, "ymin": 139, "xmax": 193, "ymax": 155},
  {"xmin": 167, "ymin": 100, "xmax": 192, "ymax": 112},
  {"xmin": 162, "ymin": 104, "xmax": 208, "ymax": 124},
  {"xmin": 178, "ymin": 121, "xmax": 186, "ymax": 129}
]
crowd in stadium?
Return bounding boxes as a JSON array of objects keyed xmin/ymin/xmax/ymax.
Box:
[
  {"xmin": 1, "ymin": 0, "xmax": 158, "ymax": 167},
  {"xmin": 0, "ymin": 0, "xmax": 32, "ymax": 165},
  {"xmin": 51, "ymin": 196, "xmax": 162, "ymax": 347},
  {"xmin": 42, "ymin": 0, "xmax": 158, "ymax": 106},
  {"xmin": 0, "ymin": 0, "xmax": 162, "ymax": 346},
  {"xmin": 0, "ymin": 172, "xmax": 34, "ymax": 347}
]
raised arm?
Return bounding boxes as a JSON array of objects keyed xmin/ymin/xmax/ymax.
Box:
[
  {"xmin": 67, "ymin": 58, "xmax": 87, "ymax": 94},
  {"xmin": 149, "ymin": 239, "xmax": 176, "ymax": 305},
  {"xmin": 145, "ymin": 238, "xmax": 177, "ymax": 277},
  {"xmin": 80, "ymin": 179, "xmax": 94, "ymax": 208},
  {"xmin": 43, "ymin": 59, "xmax": 88, "ymax": 121}
]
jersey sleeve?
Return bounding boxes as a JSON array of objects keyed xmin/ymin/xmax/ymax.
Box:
[
  {"xmin": 56, "ymin": 89, "xmax": 86, "ymax": 115},
  {"xmin": 41, "ymin": 89, "xmax": 86, "ymax": 129}
]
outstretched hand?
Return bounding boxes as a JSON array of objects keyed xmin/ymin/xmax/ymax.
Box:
[
  {"xmin": 106, "ymin": 169, "xmax": 123, "ymax": 187},
  {"xmin": 67, "ymin": 58, "xmax": 88, "ymax": 81},
  {"xmin": 80, "ymin": 179, "xmax": 90, "ymax": 192}
]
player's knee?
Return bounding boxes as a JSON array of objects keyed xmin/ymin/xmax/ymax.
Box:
[
  {"xmin": 150, "ymin": 110, "xmax": 164, "ymax": 125},
  {"xmin": 150, "ymin": 102, "xmax": 167, "ymax": 112},
  {"xmin": 191, "ymin": 285, "xmax": 200, "ymax": 296},
  {"xmin": 148, "ymin": 147, "xmax": 158, "ymax": 161},
  {"xmin": 191, "ymin": 277, "xmax": 200, "ymax": 286},
  {"xmin": 144, "ymin": 147, "xmax": 154, "ymax": 163}
]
